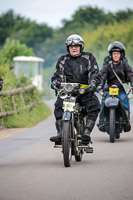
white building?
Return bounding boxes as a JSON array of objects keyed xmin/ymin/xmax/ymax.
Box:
[{"xmin": 13, "ymin": 56, "xmax": 44, "ymax": 91}]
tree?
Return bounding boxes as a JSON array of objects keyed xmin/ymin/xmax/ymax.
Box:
[
  {"xmin": 0, "ymin": 10, "xmax": 53, "ymax": 49},
  {"xmin": 0, "ymin": 10, "xmax": 25, "ymax": 46},
  {"xmin": 115, "ymin": 9, "xmax": 133, "ymax": 22},
  {"xmin": 0, "ymin": 38, "xmax": 34, "ymax": 66},
  {"xmin": 19, "ymin": 22, "xmax": 53, "ymax": 48},
  {"xmin": 61, "ymin": 6, "xmax": 114, "ymax": 32}
]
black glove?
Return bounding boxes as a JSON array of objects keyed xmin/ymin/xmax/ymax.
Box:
[
  {"xmin": 87, "ymin": 81, "xmax": 96, "ymax": 93},
  {"xmin": 51, "ymin": 80, "xmax": 61, "ymax": 90}
]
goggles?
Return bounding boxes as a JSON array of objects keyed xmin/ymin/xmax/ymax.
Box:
[{"xmin": 66, "ymin": 38, "xmax": 81, "ymax": 46}]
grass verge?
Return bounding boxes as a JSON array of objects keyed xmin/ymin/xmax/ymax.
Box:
[{"xmin": 0, "ymin": 102, "xmax": 51, "ymax": 128}]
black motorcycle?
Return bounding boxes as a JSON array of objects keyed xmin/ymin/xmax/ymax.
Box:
[
  {"xmin": 97, "ymin": 85, "xmax": 131, "ymax": 143},
  {"xmin": 54, "ymin": 83, "xmax": 93, "ymax": 167}
]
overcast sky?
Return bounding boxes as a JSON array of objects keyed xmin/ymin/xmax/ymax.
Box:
[{"xmin": 0, "ymin": 0, "xmax": 133, "ymax": 28}]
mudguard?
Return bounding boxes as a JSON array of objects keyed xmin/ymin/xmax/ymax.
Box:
[
  {"xmin": 105, "ymin": 97, "xmax": 119, "ymax": 108},
  {"xmin": 62, "ymin": 111, "xmax": 71, "ymax": 121}
]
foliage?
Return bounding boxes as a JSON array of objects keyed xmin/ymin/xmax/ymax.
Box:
[
  {"xmin": 82, "ymin": 19, "xmax": 133, "ymax": 68},
  {"xmin": 12, "ymin": 21, "xmax": 53, "ymax": 49},
  {"xmin": 0, "ymin": 102, "xmax": 51, "ymax": 127},
  {"xmin": 40, "ymin": 7, "xmax": 133, "ymax": 70},
  {"xmin": 0, "ymin": 6, "xmax": 133, "ymax": 85},
  {"xmin": 0, "ymin": 38, "xmax": 51, "ymax": 127},
  {"xmin": 61, "ymin": 6, "xmax": 109, "ymax": 32},
  {"xmin": 0, "ymin": 38, "xmax": 34, "ymax": 91},
  {"xmin": 0, "ymin": 10, "xmax": 18, "ymax": 46},
  {"xmin": 114, "ymin": 9, "xmax": 133, "ymax": 22},
  {"xmin": 61, "ymin": 7, "xmax": 133, "ymax": 32},
  {"xmin": 37, "ymin": 31, "xmax": 67, "ymax": 67},
  {"xmin": 0, "ymin": 10, "xmax": 53, "ymax": 49},
  {"xmin": 41, "ymin": 12, "xmax": 133, "ymax": 85},
  {"xmin": 0, "ymin": 6, "xmax": 133, "ymax": 127},
  {"xmin": 0, "ymin": 38, "xmax": 34, "ymax": 66}
]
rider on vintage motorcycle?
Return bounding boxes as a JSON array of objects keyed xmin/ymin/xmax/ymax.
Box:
[
  {"xmin": 50, "ymin": 34, "xmax": 101, "ymax": 143},
  {"xmin": 97, "ymin": 41, "xmax": 133, "ymax": 128},
  {"xmin": 102, "ymin": 41, "xmax": 129, "ymax": 66}
]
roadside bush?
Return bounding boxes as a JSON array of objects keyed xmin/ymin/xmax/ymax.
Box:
[
  {"xmin": 0, "ymin": 102, "xmax": 51, "ymax": 127},
  {"xmin": 0, "ymin": 39, "xmax": 51, "ymax": 127}
]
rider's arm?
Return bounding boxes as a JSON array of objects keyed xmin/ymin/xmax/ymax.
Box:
[
  {"xmin": 124, "ymin": 64, "xmax": 133, "ymax": 86},
  {"xmin": 89, "ymin": 53, "xmax": 101, "ymax": 86},
  {"xmin": 100, "ymin": 64, "xmax": 109, "ymax": 88}
]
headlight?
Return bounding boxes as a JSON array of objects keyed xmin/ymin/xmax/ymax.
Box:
[{"xmin": 65, "ymin": 83, "xmax": 74, "ymax": 92}]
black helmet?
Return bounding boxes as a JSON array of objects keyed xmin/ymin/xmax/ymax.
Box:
[
  {"xmin": 65, "ymin": 34, "xmax": 84, "ymax": 53},
  {"xmin": 108, "ymin": 41, "xmax": 125, "ymax": 60}
]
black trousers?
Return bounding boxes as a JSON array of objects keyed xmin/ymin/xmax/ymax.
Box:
[{"xmin": 54, "ymin": 92, "xmax": 100, "ymax": 122}]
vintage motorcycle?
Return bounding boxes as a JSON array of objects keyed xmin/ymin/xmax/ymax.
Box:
[
  {"xmin": 97, "ymin": 85, "xmax": 131, "ymax": 143},
  {"xmin": 54, "ymin": 83, "xmax": 93, "ymax": 167}
]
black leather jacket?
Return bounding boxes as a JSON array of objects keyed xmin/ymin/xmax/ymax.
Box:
[
  {"xmin": 51, "ymin": 52, "xmax": 101, "ymax": 86},
  {"xmin": 101, "ymin": 62, "xmax": 133, "ymax": 92}
]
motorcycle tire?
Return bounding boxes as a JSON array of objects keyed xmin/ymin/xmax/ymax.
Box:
[
  {"xmin": 75, "ymin": 150, "xmax": 83, "ymax": 162},
  {"xmin": 74, "ymin": 117, "xmax": 84, "ymax": 162},
  {"xmin": 109, "ymin": 108, "xmax": 116, "ymax": 143},
  {"xmin": 116, "ymin": 133, "xmax": 120, "ymax": 139},
  {"xmin": 62, "ymin": 121, "xmax": 72, "ymax": 167}
]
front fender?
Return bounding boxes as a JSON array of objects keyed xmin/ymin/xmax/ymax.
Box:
[
  {"xmin": 105, "ymin": 97, "xmax": 119, "ymax": 108},
  {"xmin": 62, "ymin": 111, "xmax": 71, "ymax": 121}
]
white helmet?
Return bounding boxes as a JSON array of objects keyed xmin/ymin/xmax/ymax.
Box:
[{"xmin": 65, "ymin": 34, "xmax": 84, "ymax": 53}]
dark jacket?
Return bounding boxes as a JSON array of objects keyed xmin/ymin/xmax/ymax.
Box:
[
  {"xmin": 51, "ymin": 52, "xmax": 101, "ymax": 86},
  {"xmin": 101, "ymin": 62, "xmax": 133, "ymax": 92}
]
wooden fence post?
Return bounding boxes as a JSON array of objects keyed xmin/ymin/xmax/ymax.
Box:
[
  {"xmin": 11, "ymin": 95, "xmax": 16, "ymax": 111},
  {"xmin": 0, "ymin": 85, "xmax": 36, "ymax": 117},
  {"xmin": 20, "ymin": 92, "xmax": 25, "ymax": 105},
  {"xmin": 0, "ymin": 97, "xmax": 2, "ymax": 112}
]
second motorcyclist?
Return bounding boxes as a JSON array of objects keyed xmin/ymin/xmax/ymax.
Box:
[{"xmin": 97, "ymin": 41, "xmax": 133, "ymax": 130}]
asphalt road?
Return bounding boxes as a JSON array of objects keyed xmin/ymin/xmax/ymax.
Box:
[{"xmin": 0, "ymin": 100, "xmax": 133, "ymax": 200}]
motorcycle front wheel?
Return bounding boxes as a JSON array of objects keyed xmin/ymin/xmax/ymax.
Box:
[
  {"xmin": 62, "ymin": 121, "xmax": 72, "ymax": 167},
  {"xmin": 75, "ymin": 117, "xmax": 84, "ymax": 162},
  {"xmin": 109, "ymin": 108, "xmax": 116, "ymax": 143}
]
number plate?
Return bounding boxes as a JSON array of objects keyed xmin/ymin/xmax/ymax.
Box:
[
  {"xmin": 63, "ymin": 101, "xmax": 75, "ymax": 111},
  {"xmin": 109, "ymin": 87, "xmax": 119, "ymax": 95}
]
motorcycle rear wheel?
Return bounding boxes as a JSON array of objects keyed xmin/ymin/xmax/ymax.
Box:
[
  {"xmin": 75, "ymin": 150, "xmax": 83, "ymax": 162},
  {"xmin": 116, "ymin": 133, "xmax": 120, "ymax": 139},
  {"xmin": 62, "ymin": 121, "xmax": 72, "ymax": 167},
  {"xmin": 109, "ymin": 108, "xmax": 116, "ymax": 143}
]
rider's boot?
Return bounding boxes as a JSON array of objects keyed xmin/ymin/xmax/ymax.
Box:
[
  {"xmin": 126, "ymin": 110, "xmax": 130, "ymax": 120},
  {"xmin": 82, "ymin": 118, "xmax": 95, "ymax": 142},
  {"xmin": 50, "ymin": 119, "xmax": 62, "ymax": 142},
  {"xmin": 124, "ymin": 110, "xmax": 131, "ymax": 132}
]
